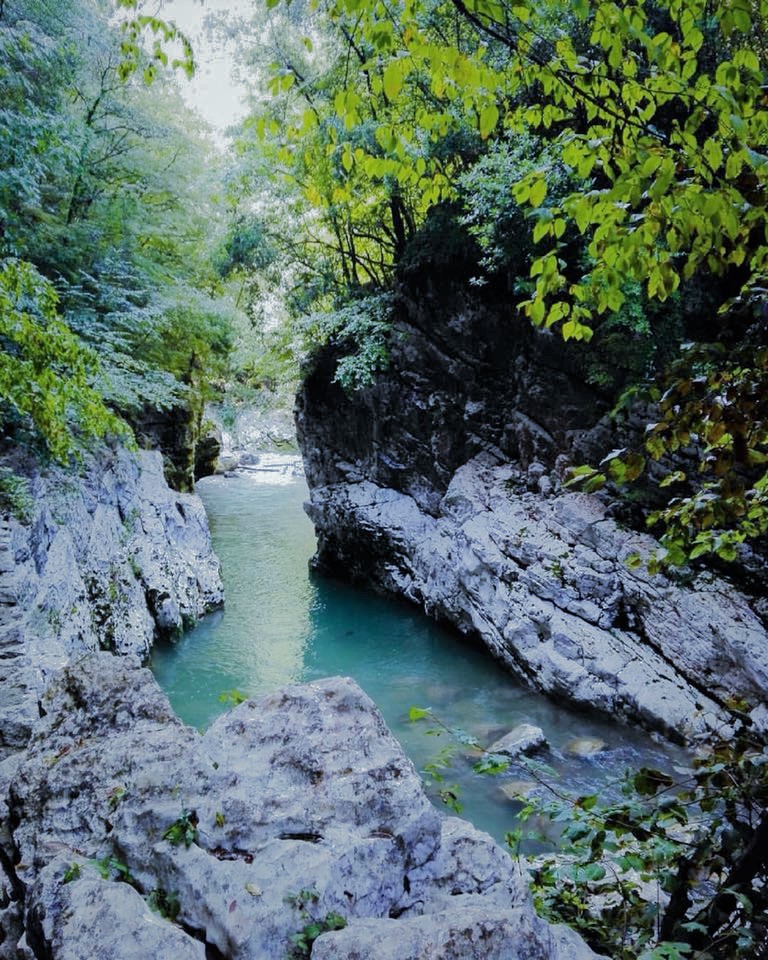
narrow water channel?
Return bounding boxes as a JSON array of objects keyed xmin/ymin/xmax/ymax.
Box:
[{"xmin": 152, "ymin": 455, "xmax": 679, "ymax": 844}]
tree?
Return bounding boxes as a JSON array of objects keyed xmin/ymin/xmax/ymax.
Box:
[
  {"xmin": 265, "ymin": 0, "xmax": 768, "ymax": 564},
  {"xmin": 0, "ymin": 0, "xmax": 238, "ymax": 462},
  {"xmin": 0, "ymin": 259, "xmax": 126, "ymax": 460}
]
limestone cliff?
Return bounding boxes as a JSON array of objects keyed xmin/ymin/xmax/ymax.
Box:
[
  {"xmin": 298, "ymin": 288, "xmax": 608, "ymax": 519},
  {"xmin": 297, "ymin": 286, "xmax": 768, "ymax": 741},
  {"xmin": 133, "ymin": 399, "xmax": 221, "ymax": 493},
  {"xmin": 0, "ymin": 445, "xmax": 223, "ymax": 760}
]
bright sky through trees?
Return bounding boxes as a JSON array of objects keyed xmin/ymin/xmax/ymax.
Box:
[{"xmin": 162, "ymin": 0, "xmax": 250, "ymax": 135}]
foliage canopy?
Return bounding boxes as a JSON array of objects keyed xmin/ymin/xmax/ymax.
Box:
[
  {"xmin": 0, "ymin": 0, "xmax": 237, "ymax": 463},
  {"xmin": 253, "ymin": 0, "xmax": 768, "ymax": 563}
]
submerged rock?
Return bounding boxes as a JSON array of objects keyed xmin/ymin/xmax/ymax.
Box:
[
  {"xmin": 499, "ymin": 780, "xmax": 539, "ymax": 801},
  {"xmin": 0, "ymin": 446, "xmax": 223, "ymax": 760},
  {"xmin": 4, "ymin": 654, "xmax": 597, "ymax": 960},
  {"xmin": 488, "ymin": 724, "xmax": 547, "ymax": 758},
  {"xmin": 562, "ymin": 737, "xmax": 606, "ymax": 758}
]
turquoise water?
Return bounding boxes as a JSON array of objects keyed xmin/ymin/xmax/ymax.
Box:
[{"xmin": 152, "ymin": 459, "xmax": 678, "ymax": 843}]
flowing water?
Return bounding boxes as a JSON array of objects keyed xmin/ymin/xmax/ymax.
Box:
[{"xmin": 152, "ymin": 455, "xmax": 680, "ymax": 844}]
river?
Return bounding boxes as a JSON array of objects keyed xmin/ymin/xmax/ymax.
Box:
[{"xmin": 151, "ymin": 455, "xmax": 679, "ymax": 844}]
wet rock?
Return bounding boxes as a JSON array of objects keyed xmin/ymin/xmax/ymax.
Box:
[
  {"xmin": 5, "ymin": 654, "xmax": 596, "ymax": 960},
  {"xmin": 562, "ymin": 737, "xmax": 606, "ymax": 758},
  {"xmin": 750, "ymin": 703, "xmax": 768, "ymax": 738},
  {"xmin": 215, "ymin": 452, "xmax": 240, "ymax": 473},
  {"xmin": 488, "ymin": 724, "xmax": 547, "ymax": 758},
  {"xmin": 207, "ymin": 402, "xmax": 298, "ymax": 468},
  {"xmin": 499, "ymin": 781, "xmax": 539, "ymax": 801},
  {"xmin": 0, "ymin": 756, "xmax": 24, "ymax": 960},
  {"xmin": 133, "ymin": 400, "xmax": 202, "ymax": 494},
  {"xmin": 194, "ymin": 422, "xmax": 222, "ymax": 481},
  {"xmin": 296, "ymin": 288, "xmax": 607, "ymax": 520}
]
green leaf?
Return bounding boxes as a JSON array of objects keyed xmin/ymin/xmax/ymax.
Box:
[
  {"xmin": 479, "ymin": 103, "xmax": 499, "ymax": 139},
  {"xmin": 659, "ymin": 470, "xmax": 686, "ymax": 488},
  {"xmin": 633, "ymin": 768, "xmax": 674, "ymax": 796},
  {"xmin": 581, "ymin": 862, "xmax": 606, "ymax": 882},
  {"xmin": 383, "ymin": 60, "xmax": 405, "ymax": 100},
  {"xmin": 529, "ymin": 178, "xmax": 547, "ymax": 207},
  {"xmin": 473, "ymin": 754, "xmax": 510, "ymax": 775},
  {"xmin": 408, "ymin": 706, "xmax": 431, "ymax": 721}
]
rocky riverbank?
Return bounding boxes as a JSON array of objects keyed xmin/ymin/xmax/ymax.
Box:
[
  {"xmin": 0, "ymin": 442, "xmax": 599, "ymax": 960},
  {"xmin": 1, "ymin": 654, "xmax": 596, "ymax": 960},
  {"xmin": 297, "ymin": 288, "xmax": 768, "ymax": 743},
  {"xmin": 0, "ymin": 445, "xmax": 223, "ymax": 760},
  {"xmin": 303, "ymin": 454, "xmax": 768, "ymax": 741}
]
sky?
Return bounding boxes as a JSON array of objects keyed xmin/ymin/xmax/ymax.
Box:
[{"xmin": 160, "ymin": 0, "xmax": 252, "ymax": 136}]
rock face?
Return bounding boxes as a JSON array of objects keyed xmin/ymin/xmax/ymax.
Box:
[
  {"xmin": 207, "ymin": 401, "xmax": 298, "ymax": 474},
  {"xmin": 297, "ymin": 294, "xmax": 768, "ymax": 743},
  {"xmin": 133, "ymin": 400, "xmax": 205, "ymax": 493},
  {"xmin": 194, "ymin": 421, "xmax": 222, "ymax": 480},
  {"xmin": 0, "ymin": 446, "xmax": 223, "ymax": 760},
  {"xmin": 3, "ymin": 655, "xmax": 596, "ymax": 960},
  {"xmin": 298, "ymin": 294, "xmax": 607, "ymax": 520}
]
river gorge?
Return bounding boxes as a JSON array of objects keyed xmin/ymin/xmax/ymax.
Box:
[{"xmin": 151, "ymin": 458, "xmax": 682, "ymax": 845}]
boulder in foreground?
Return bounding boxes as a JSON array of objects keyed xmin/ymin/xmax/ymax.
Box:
[{"xmin": 4, "ymin": 654, "xmax": 596, "ymax": 960}]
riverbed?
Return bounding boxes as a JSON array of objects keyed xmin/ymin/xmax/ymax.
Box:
[{"xmin": 152, "ymin": 455, "xmax": 679, "ymax": 843}]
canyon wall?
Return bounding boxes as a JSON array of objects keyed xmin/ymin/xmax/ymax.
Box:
[
  {"xmin": 297, "ymin": 285, "xmax": 768, "ymax": 742},
  {"xmin": 0, "ymin": 445, "xmax": 223, "ymax": 760}
]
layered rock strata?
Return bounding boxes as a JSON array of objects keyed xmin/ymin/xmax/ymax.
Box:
[
  {"xmin": 304, "ymin": 456, "xmax": 768, "ymax": 740},
  {"xmin": 297, "ymin": 295, "xmax": 768, "ymax": 742},
  {"xmin": 0, "ymin": 446, "xmax": 223, "ymax": 759},
  {"xmin": 2, "ymin": 655, "xmax": 596, "ymax": 960}
]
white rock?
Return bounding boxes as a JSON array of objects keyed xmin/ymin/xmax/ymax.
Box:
[
  {"xmin": 0, "ymin": 447, "xmax": 223, "ymax": 759},
  {"xmin": 311, "ymin": 905, "xmax": 597, "ymax": 959},
  {"xmin": 27, "ymin": 860, "xmax": 205, "ymax": 960},
  {"xmin": 305, "ymin": 455, "xmax": 768, "ymax": 742},
  {"xmin": 488, "ymin": 724, "xmax": 547, "ymax": 758},
  {"xmin": 562, "ymin": 737, "xmax": 606, "ymax": 758},
  {"xmin": 5, "ymin": 654, "xmax": 596, "ymax": 960}
]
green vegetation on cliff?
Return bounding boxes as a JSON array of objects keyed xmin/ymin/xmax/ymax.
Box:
[
  {"xmin": 0, "ymin": 0, "xmax": 236, "ymax": 465},
  {"xmin": 3, "ymin": 0, "xmax": 767, "ymax": 544},
  {"xmin": 219, "ymin": 0, "xmax": 768, "ymax": 567},
  {"xmin": 1, "ymin": 3, "xmax": 766, "ymax": 958}
]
